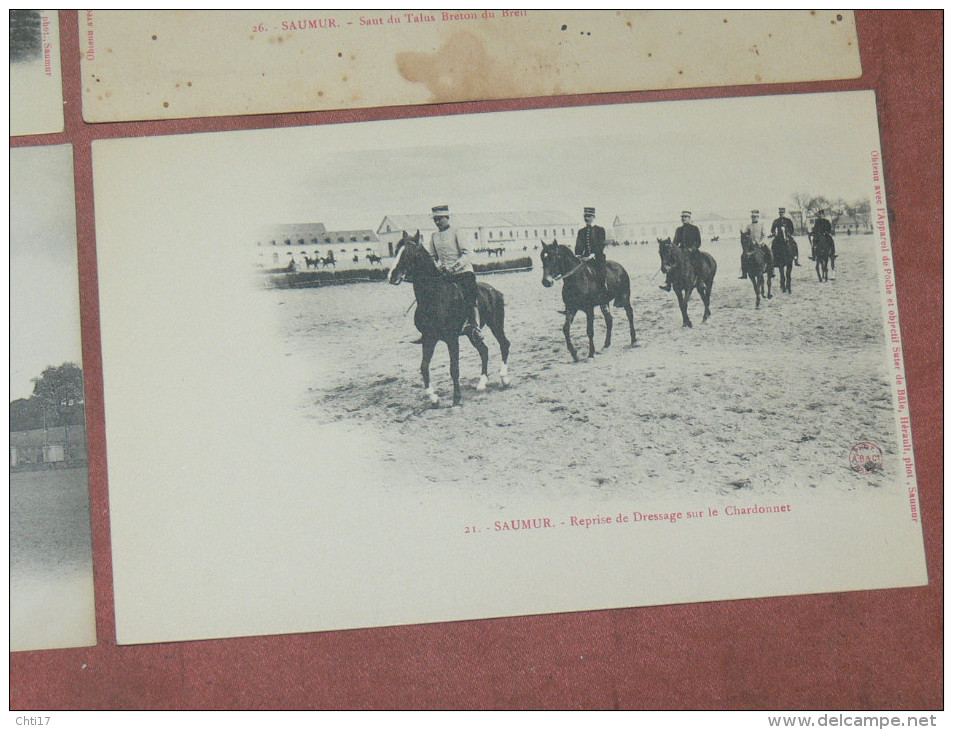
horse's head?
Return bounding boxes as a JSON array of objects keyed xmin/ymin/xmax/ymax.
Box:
[
  {"xmin": 389, "ymin": 230, "xmax": 433, "ymax": 285},
  {"xmin": 540, "ymin": 239, "xmax": 573, "ymax": 287},
  {"xmin": 657, "ymin": 237, "xmax": 676, "ymax": 273},
  {"xmin": 740, "ymin": 230, "xmax": 755, "ymax": 254}
]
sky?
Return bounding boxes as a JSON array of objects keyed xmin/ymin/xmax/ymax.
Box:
[
  {"xmin": 183, "ymin": 89, "xmax": 882, "ymax": 234},
  {"xmin": 10, "ymin": 145, "xmax": 83, "ymax": 401}
]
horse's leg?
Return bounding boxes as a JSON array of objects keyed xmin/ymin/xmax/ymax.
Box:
[
  {"xmin": 447, "ymin": 336, "xmax": 462, "ymax": 406},
  {"xmin": 486, "ymin": 308, "xmax": 510, "ymax": 386},
  {"xmin": 675, "ymin": 288, "xmax": 691, "ymax": 328},
  {"xmin": 420, "ymin": 337, "xmax": 439, "ymax": 406},
  {"xmin": 563, "ymin": 310, "xmax": 579, "ymax": 361},
  {"xmin": 750, "ymin": 274, "xmax": 760, "ymax": 308},
  {"xmin": 787, "ymin": 264, "xmax": 793, "ymax": 293},
  {"xmin": 766, "ymin": 268, "xmax": 773, "ymax": 299},
  {"xmin": 467, "ymin": 327, "xmax": 490, "ymax": 392},
  {"xmin": 585, "ymin": 308, "xmax": 596, "ymax": 358},
  {"xmin": 600, "ymin": 303, "xmax": 613, "ymax": 349},
  {"xmin": 624, "ymin": 301, "xmax": 637, "ymax": 345},
  {"xmin": 699, "ymin": 280, "xmax": 712, "ymax": 323}
]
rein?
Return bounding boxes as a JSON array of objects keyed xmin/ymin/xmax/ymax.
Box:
[{"xmin": 552, "ymin": 258, "xmax": 585, "ymax": 281}]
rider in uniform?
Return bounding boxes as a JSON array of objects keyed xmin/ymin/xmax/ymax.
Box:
[
  {"xmin": 771, "ymin": 206, "xmax": 800, "ymax": 266},
  {"xmin": 428, "ymin": 204, "xmax": 483, "ymax": 340},
  {"xmin": 740, "ymin": 209, "xmax": 766, "ymax": 278},
  {"xmin": 575, "ymin": 206, "xmax": 608, "ymax": 301},
  {"xmin": 660, "ymin": 210, "xmax": 702, "ymax": 291},
  {"xmin": 809, "ymin": 208, "xmax": 837, "ymax": 261}
]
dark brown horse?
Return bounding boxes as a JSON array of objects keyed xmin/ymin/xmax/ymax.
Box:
[
  {"xmin": 657, "ymin": 238, "xmax": 717, "ymax": 327},
  {"xmin": 810, "ymin": 230, "xmax": 835, "ymax": 282},
  {"xmin": 540, "ymin": 240, "xmax": 636, "ymax": 361},
  {"xmin": 771, "ymin": 231, "xmax": 797, "ymax": 294},
  {"xmin": 388, "ymin": 231, "xmax": 510, "ymax": 406},
  {"xmin": 740, "ymin": 231, "xmax": 774, "ymax": 308}
]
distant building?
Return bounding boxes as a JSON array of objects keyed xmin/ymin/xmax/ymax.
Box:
[
  {"xmin": 253, "ymin": 223, "xmax": 382, "ymax": 268},
  {"xmin": 10, "ymin": 425, "xmax": 87, "ymax": 469},
  {"xmin": 612, "ymin": 212, "xmax": 751, "ymax": 244},
  {"xmin": 377, "ymin": 211, "xmax": 578, "ymax": 257},
  {"xmin": 804, "ymin": 213, "xmax": 873, "ymax": 235}
]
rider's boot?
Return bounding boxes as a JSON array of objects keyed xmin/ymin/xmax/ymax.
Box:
[{"xmin": 464, "ymin": 306, "xmax": 484, "ymax": 340}]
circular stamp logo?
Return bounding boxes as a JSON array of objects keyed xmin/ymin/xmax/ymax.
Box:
[{"xmin": 849, "ymin": 441, "xmax": 884, "ymax": 473}]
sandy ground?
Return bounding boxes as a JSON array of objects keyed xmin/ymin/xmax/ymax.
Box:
[{"xmin": 274, "ymin": 234, "xmax": 899, "ymax": 505}]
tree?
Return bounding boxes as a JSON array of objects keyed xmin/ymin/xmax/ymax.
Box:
[
  {"xmin": 9, "ymin": 10, "xmax": 42, "ymax": 63},
  {"xmin": 32, "ymin": 362, "xmax": 85, "ymax": 410},
  {"xmin": 30, "ymin": 363, "xmax": 85, "ymax": 457}
]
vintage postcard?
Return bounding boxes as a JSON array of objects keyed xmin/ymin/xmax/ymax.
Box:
[
  {"xmin": 79, "ymin": 10, "xmax": 861, "ymax": 122},
  {"xmin": 94, "ymin": 91, "xmax": 924, "ymax": 645},
  {"xmin": 10, "ymin": 145, "xmax": 97, "ymax": 651},
  {"xmin": 10, "ymin": 10, "xmax": 65, "ymax": 136}
]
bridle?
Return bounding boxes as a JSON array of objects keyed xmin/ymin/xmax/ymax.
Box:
[{"xmin": 545, "ymin": 246, "xmax": 585, "ymax": 281}]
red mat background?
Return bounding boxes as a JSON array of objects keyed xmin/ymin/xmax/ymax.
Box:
[{"xmin": 10, "ymin": 10, "xmax": 942, "ymax": 710}]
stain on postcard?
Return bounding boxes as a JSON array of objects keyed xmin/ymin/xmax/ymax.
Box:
[{"xmin": 80, "ymin": 10, "xmax": 861, "ymax": 122}]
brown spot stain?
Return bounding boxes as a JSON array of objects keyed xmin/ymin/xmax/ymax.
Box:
[
  {"xmin": 342, "ymin": 75, "xmax": 348, "ymax": 82},
  {"xmin": 395, "ymin": 31, "xmax": 533, "ymax": 102},
  {"xmin": 105, "ymin": 90, "xmax": 112, "ymax": 98},
  {"xmin": 187, "ymin": 81, "xmax": 192, "ymax": 87},
  {"xmin": 151, "ymin": 34, "xmax": 157, "ymax": 40},
  {"xmin": 350, "ymin": 54, "xmax": 356, "ymax": 61},
  {"xmin": 755, "ymin": 73, "xmax": 762, "ymax": 82},
  {"xmin": 318, "ymin": 90, "xmax": 324, "ymax": 97},
  {"xmin": 163, "ymin": 101, "xmax": 169, "ymax": 108}
]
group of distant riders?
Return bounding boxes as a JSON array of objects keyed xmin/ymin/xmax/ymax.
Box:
[
  {"xmin": 731, "ymin": 206, "xmax": 837, "ymax": 281},
  {"xmin": 421, "ymin": 202, "xmax": 838, "ymax": 340}
]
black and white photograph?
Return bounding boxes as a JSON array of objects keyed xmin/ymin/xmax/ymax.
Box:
[
  {"xmin": 92, "ymin": 90, "xmax": 925, "ymax": 646},
  {"xmin": 10, "ymin": 145, "xmax": 97, "ymax": 652},
  {"xmin": 9, "ymin": 9, "xmax": 64, "ymax": 136}
]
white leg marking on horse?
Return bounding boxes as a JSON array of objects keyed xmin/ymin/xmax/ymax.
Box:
[
  {"xmin": 425, "ymin": 386, "xmax": 439, "ymax": 405},
  {"xmin": 476, "ymin": 374, "xmax": 488, "ymax": 392},
  {"xmin": 500, "ymin": 363, "xmax": 510, "ymax": 386}
]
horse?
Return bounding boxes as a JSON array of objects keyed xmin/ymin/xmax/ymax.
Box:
[
  {"xmin": 810, "ymin": 230, "xmax": 834, "ymax": 282},
  {"xmin": 366, "ymin": 253, "xmax": 383, "ymax": 265},
  {"xmin": 304, "ymin": 254, "xmax": 320, "ymax": 270},
  {"xmin": 657, "ymin": 238, "xmax": 717, "ymax": 328},
  {"xmin": 388, "ymin": 231, "xmax": 510, "ymax": 406},
  {"xmin": 740, "ymin": 231, "xmax": 773, "ymax": 308},
  {"xmin": 487, "ymin": 247, "xmax": 505, "ymax": 258},
  {"xmin": 771, "ymin": 231, "xmax": 797, "ymax": 294},
  {"xmin": 540, "ymin": 240, "xmax": 636, "ymax": 361},
  {"xmin": 320, "ymin": 255, "xmax": 336, "ymax": 268}
]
